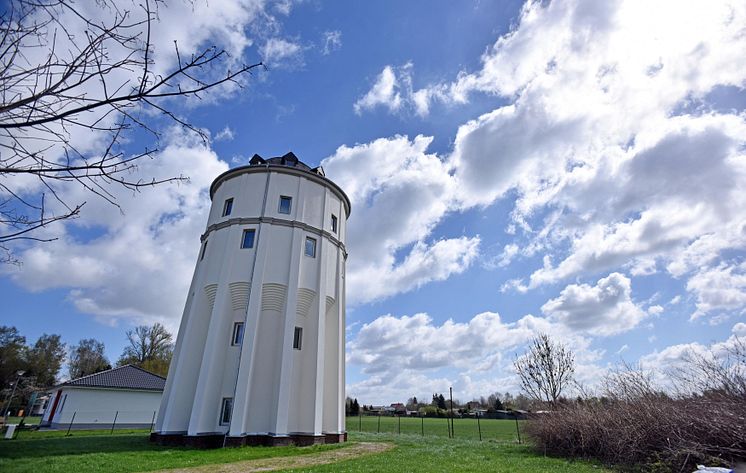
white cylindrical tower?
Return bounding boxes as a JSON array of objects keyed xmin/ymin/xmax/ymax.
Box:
[{"xmin": 151, "ymin": 152, "xmax": 350, "ymax": 448}]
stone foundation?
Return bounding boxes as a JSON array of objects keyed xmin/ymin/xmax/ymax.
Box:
[{"xmin": 151, "ymin": 431, "xmax": 347, "ymax": 449}]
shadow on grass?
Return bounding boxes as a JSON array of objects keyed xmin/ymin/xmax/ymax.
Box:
[{"xmin": 0, "ymin": 434, "xmax": 159, "ymax": 460}]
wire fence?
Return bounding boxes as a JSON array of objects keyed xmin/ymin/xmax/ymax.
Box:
[{"xmin": 346, "ymin": 414, "xmax": 524, "ymax": 443}]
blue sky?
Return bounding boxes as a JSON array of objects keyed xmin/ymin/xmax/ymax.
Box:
[{"xmin": 2, "ymin": 0, "xmax": 746, "ymax": 404}]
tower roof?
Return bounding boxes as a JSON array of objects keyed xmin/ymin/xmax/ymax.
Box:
[{"xmin": 210, "ymin": 151, "xmax": 351, "ymax": 217}]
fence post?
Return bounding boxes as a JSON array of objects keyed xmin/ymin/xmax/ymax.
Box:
[
  {"xmin": 514, "ymin": 413, "xmax": 522, "ymax": 444},
  {"xmin": 66, "ymin": 411, "xmax": 76, "ymax": 436},
  {"xmin": 421, "ymin": 415, "xmax": 424, "ymax": 436},
  {"xmin": 150, "ymin": 410, "xmax": 156, "ymax": 432},
  {"xmin": 110, "ymin": 411, "xmax": 119, "ymax": 434},
  {"xmin": 477, "ymin": 412, "xmax": 482, "ymax": 441},
  {"xmin": 377, "ymin": 413, "xmax": 380, "ymax": 433},
  {"xmin": 449, "ymin": 387, "xmax": 455, "ymax": 438},
  {"xmin": 398, "ymin": 415, "xmax": 401, "ymax": 435},
  {"xmin": 359, "ymin": 413, "xmax": 362, "ymax": 432}
]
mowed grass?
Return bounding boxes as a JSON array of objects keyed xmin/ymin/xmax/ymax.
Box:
[
  {"xmin": 346, "ymin": 415, "xmax": 524, "ymax": 442},
  {"xmin": 0, "ymin": 426, "xmax": 615, "ymax": 473},
  {"xmin": 313, "ymin": 432, "xmax": 615, "ymax": 473},
  {"xmin": 4, "ymin": 416, "xmax": 41, "ymax": 425},
  {"xmin": 0, "ymin": 429, "xmax": 342, "ymax": 473}
]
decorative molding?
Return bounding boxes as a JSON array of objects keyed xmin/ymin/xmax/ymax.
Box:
[
  {"xmin": 296, "ymin": 288, "xmax": 316, "ymax": 317},
  {"xmin": 261, "ymin": 283, "xmax": 287, "ymax": 312},
  {"xmin": 229, "ymin": 282, "xmax": 251, "ymax": 312},
  {"xmin": 204, "ymin": 284, "xmax": 218, "ymax": 313},
  {"xmin": 200, "ymin": 217, "xmax": 346, "ymax": 254}
]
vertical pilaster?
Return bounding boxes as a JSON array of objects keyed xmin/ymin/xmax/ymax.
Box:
[
  {"xmin": 230, "ymin": 222, "xmax": 270, "ymax": 437},
  {"xmin": 272, "ymin": 227, "xmax": 303, "ymax": 435}
]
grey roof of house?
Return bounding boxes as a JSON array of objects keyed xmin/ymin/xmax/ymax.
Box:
[{"xmin": 60, "ymin": 365, "xmax": 166, "ymax": 391}]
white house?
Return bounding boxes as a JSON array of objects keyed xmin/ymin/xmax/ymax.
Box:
[
  {"xmin": 152, "ymin": 153, "xmax": 350, "ymax": 448},
  {"xmin": 41, "ymin": 365, "xmax": 165, "ymax": 430}
]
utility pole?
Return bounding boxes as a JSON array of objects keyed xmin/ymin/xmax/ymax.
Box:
[
  {"xmin": 449, "ymin": 386, "xmax": 455, "ymax": 438},
  {"xmin": 2, "ymin": 370, "xmax": 26, "ymax": 425}
]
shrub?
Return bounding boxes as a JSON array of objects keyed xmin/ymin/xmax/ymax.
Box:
[{"xmin": 526, "ymin": 337, "xmax": 746, "ymax": 472}]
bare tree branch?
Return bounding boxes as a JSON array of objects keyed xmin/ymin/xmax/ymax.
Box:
[{"xmin": 0, "ymin": 0, "xmax": 263, "ymax": 262}]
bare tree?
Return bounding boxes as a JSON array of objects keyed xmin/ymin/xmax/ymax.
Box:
[
  {"xmin": 117, "ymin": 322, "xmax": 172, "ymax": 376},
  {"xmin": 0, "ymin": 0, "xmax": 263, "ymax": 263},
  {"xmin": 514, "ymin": 333, "xmax": 575, "ymax": 404}
]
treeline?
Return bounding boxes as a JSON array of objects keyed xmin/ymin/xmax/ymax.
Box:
[
  {"xmin": 351, "ymin": 392, "xmax": 535, "ymax": 418},
  {"xmin": 1, "ymin": 323, "xmax": 173, "ymax": 416}
]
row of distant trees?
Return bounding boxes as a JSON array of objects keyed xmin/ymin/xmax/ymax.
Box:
[{"xmin": 1, "ymin": 323, "xmax": 173, "ymax": 415}]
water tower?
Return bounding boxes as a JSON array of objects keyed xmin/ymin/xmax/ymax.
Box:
[{"xmin": 151, "ymin": 152, "xmax": 350, "ymax": 447}]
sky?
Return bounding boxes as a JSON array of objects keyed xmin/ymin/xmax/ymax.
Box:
[{"xmin": 2, "ymin": 0, "xmax": 746, "ymax": 405}]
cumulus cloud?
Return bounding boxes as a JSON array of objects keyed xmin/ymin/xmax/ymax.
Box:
[
  {"xmin": 323, "ymin": 134, "xmax": 480, "ymax": 304},
  {"xmin": 376, "ymin": 0, "xmax": 746, "ymax": 324},
  {"xmin": 214, "ymin": 126, "xmax": 236, "ymax": 142},
  {"xmin": 3, "ymin": 129, "xmax": 227, "ymax": 331},
  {"xmin": 686, "ymin": 262, "xmax": 746, "ymax": 319},
  {"xmin": 353, "ymin": 64, "xmax": 414, "ymax": 115},
  {"xmin": 541, "ymin": 273, "xmax": 647, "ymax": 336},
  {"xmin": 346, "ymin": 309, "xmax": 602, "ymax": 403}
]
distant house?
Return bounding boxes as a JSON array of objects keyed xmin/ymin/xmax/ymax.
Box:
[
  {"xmin": 390, "ymin": 403, "xmax": 406, "ymax": 415},
  {"xmin": 41, "ymin": 365, "xmax": 165, "ymax": 429}
]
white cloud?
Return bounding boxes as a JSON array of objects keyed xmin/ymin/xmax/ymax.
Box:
[
  {"xmin": 260, "ymin": 37, "xmax": 304, "ymax": 68},
  {"xmin": 541, "ymin": 272, "xmax": 647, "ymax": 336},
  {"xmin": 353, "ymin": 64, "xmax": 411, "ymax": 115},
  {"xmin": 686, "ymin": 262, "xmax": 746, "ymax": 318},
  {"xmin": 647, "ymin": 305, "xmax": 664, "ymax": 316},
  {"xmin": 321, "ymin": 30, "xmax": 342, "ymax": 55},
  {"xmin": 323, "ymin": 134, "xmax": 480, "ymax": 304},
  {"xmin": 214, "ymin": 126, "xmax": 236, "ymax": 142},
  {"xmin": 346, "ymin": 309, "xmax": 601, "ymax": 404},
  {"xmin": 3, "ymin": 129, "xmax": 228, "ymax": 331}
]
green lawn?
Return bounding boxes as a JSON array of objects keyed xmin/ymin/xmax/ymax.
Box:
[
  {"xmin": 4, "ymin": 416, "xmax": 41, "ymax": 425},
  {"xmin": 0, "ymin": 427, "xmax": 614, "ymax": 473},
  {"xmin": 346, "ymin": 415, "xmax": 524, "ymax": 442}
]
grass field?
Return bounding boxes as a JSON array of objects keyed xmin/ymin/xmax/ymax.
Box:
[
  {"xmin": 3, "ymin": 416, "xmax": 41, "ymax": 425},
  {"xmin": 0, "ymin": 427, "xmax": 614, "ymax": 472},
  {"xmin": 346, "ymin": 415, "xmax": 523, "ymax": 442}
]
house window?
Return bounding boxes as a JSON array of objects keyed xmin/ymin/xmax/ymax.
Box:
[
  {"xmin": 222, "ymin": 198, "xmax": 233, "ymax": 217},
  {"xmin": 305, "ymin": 237, "xmax": 316, "ymax": 257},
  {"xmin": 220, "ymin": 398, "xmax": 233, "ymax": 425},
  {"xmin": 241, "ymin": 229, "xmax": 255, "ymax": 249},
  {"xmin": 200, "ymin": 240, "xmax": 208, "ymax": 260},
  {"xmin": 331, "ymin": 214, "xmax": 338, "ymax": 233},
  {"xmin": 293, "ymin": 327, "xmax": 303, "ymax": 350},
  {"xmin": 232, "ymin": 322, "xmax": 244, "ymax": 346},
  {"xmin": 278, "ymin": 196, "xmax": 292, "ymax": 214}
]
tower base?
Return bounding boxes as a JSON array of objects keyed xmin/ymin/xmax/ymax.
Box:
[{"xmin": 150, "ymin": 431, "xmax": 347, "ymax": 449}]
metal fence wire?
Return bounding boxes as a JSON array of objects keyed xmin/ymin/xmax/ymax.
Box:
[{"xmin": 347, "ymin": 414, "xmax": 523, "ymax": 443}]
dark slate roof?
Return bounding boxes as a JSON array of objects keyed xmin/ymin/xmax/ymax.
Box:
[{"xmin": 60, "ymin": 365, "xmax": 166, "ymax": 391}]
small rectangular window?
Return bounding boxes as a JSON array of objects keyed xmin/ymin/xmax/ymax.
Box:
[
  {"xmin": 222, "ymin": 198, "xmax": 233, "ymax": 217},
  {"xmin": 331, "ymin": 214, "xmax": 338, "ymax": 233},
  {"xmin": 279, "ymin": 196, "xmax": 292, "ymax": 214},
  {"xmin": 220, "ymin": 398, "xmax": 233, "ymax": 425},
  {"xmin": 200, "ymin": 240, "xmax": 208, "ymax": 260},
  {"xmin": 293, "ymin": 327, "xmax": 303, "ymax": 350},
  {"xmin": 305, "ymin": 237, "xmax": 316, "ymax": 257},
  {"xmin": 241, "ymin": 229, "xmax": 255, "ymax": 249},
  {"xmin": 232, "ymin": 322, "xmax": 244, "ymax": 346}
]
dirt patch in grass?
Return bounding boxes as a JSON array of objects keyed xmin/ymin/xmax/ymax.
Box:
[{"xmin": 154, "ymin": 442, "xmax": 394, "ymax": 473}]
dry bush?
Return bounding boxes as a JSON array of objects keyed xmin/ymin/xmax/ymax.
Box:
[{"xmin": 526, "ymin": 337, "xmax": 746, "ymax": 472}]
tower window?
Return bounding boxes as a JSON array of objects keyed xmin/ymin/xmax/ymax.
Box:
[
  {"xmin": 305, "ymin": 237, "xmax": 316, "ymax": 257},
  {"xmin": 232, "ymin": 322, "xmax": 244, "ymax": 346},
  {"xmin": 331, "ymin": 214, "xmax": 338, "ymax": 233},
  {"xmin": 222, "ymin": 198, "xmax": 233, "ymax": 217},
  {"xmin": 200, "ymin": 240, "xmax": 208, "ymax": 260},
  {"xmin": 293, "ymin": 327, "xmax": 303, "ymax": 350},
  {"xmin": 279, "ymin": 196, "xmax": 292, "ymax": 214},
  {"xmin": 241, "ymin": 229, "xmax": 255, "ymax": 249},
  {"xmin": 220, "ymin": 398, "xmax": 233, "ymax": 425}
]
